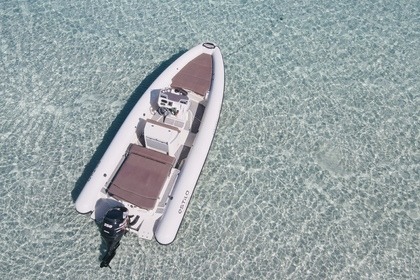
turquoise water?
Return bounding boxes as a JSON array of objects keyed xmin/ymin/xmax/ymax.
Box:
[{"xmin": 1, "ymin": 0, "xmax": 418, "ymax": 279}]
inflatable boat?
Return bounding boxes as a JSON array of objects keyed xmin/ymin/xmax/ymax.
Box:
[{"xmin": 75, "ymin": 42, "xmax": 224, "ymax": 265}]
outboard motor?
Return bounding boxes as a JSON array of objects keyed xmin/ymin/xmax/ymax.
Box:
[{"xmin": 99, "ymin": 206, "xmax": 129, "ymax": 268}]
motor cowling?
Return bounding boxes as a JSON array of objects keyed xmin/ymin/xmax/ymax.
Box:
[{"xmin": 99, "ymin": 206, "xmax": 129, "ymax": 268}]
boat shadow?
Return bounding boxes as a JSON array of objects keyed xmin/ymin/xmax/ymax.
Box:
[{"xmin": 71, "ymin": 49, "xmax": 187, "ymax": 203}]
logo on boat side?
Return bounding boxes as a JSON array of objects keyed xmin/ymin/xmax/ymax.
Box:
[{"xmin": 178, "ymin": 190, "xmax": 190, "ymax": 214}]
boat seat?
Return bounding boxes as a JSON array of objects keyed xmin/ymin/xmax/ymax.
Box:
[
  {"xmin": 144, "ymin": 119, "xmax": 180, "ymax": 155},
  {"xmin": 107, "ymin": 144, "xmax": 175, "ymax": 210},
  {"xmin": 128, "ymin": 143, "xmax": 175, "ymax": 166}
]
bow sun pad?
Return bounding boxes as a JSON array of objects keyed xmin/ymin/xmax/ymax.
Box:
[{"xmin": 171, "ymin": 53, "xmax": 213, "ymax": 96}]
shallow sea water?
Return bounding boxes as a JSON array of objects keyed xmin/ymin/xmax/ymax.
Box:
[{"xmin": 1, "ymin": 0, "xmax": 419, "ymax": 279}]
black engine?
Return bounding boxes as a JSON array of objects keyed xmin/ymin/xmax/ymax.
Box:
[{"xmin": 99, "ymin": 206, "xmax": 129, "ymax": 268}]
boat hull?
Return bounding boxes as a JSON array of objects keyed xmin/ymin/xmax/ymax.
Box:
[{"xmin": 75, "ymin": 43, "xmax": 224, "ymax": 245}]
